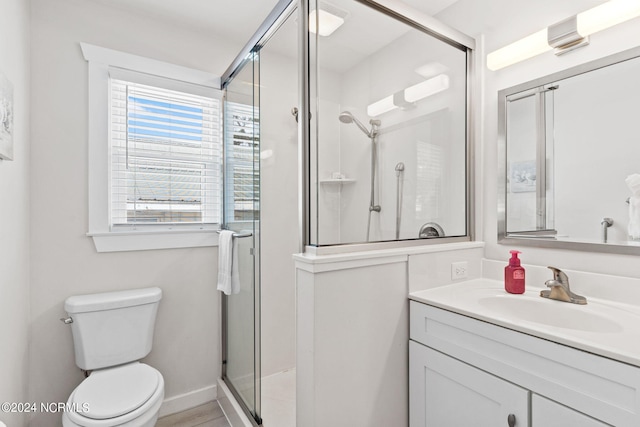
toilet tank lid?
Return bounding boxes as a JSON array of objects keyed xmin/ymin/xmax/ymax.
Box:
[{"xmin": 65, "ymin": 287, "xmax": 162, "ymax": 314}]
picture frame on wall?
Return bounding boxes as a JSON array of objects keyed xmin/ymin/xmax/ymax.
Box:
[
  {"xmin": 509, "ymin": 160, "xmax": 536, "ymax": 193},
  {"xmin": 0, "ymin": 72, "xmax": 14, "ymax": 161}
]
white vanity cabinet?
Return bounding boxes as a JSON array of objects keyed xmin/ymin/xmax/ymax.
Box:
[
  {"xmin": 410, "ymin": 341, "xmax": 528, "ymax": 426},
  {"xmin": 409, "ymin": 300, "xmax": 640, "ymax": 427},
  {"xmin": 531, "ymin": 395, "xmax": 609, "ymax": 427}
]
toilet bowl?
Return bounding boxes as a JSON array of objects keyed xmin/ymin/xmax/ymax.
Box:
[
  {"xmin": 62, "ymin": 288, "xmax": 164, "ymax": 427},
  {"xmin": 62, "ymin": 363, "xmax": 164, "ymax": 427}
]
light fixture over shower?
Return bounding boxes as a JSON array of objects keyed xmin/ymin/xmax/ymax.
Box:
[
  {"xmin": 487, "ymin": 0, "xmax": 640, "ymax": 71},
  {"xmin": 309, "ymin": 9, "xmax": 344, "ymax": 36},
  {"xmin": 308, "ymin": 2, "xmax": 348, "ymax": 37}
]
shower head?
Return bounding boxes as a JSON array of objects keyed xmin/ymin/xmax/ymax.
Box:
[
  {"xmin": 339, "ymin": 111, "xmax": 376, "ymax": 138},
  {"xmin": 339, "ymin": 111, "xmax": 355, "ymax": 124}
]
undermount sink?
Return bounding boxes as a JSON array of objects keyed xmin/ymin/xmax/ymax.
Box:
[{"xmin": 477, "ymin": 294, "xmax": 623, "ymax": 333}]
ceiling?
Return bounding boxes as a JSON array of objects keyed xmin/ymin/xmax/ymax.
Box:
[
  {"xmin": 88, "ymin": 0, "xmax": 283, "ymax": 44},
  {"xmin": 88, "ymin": 0, "xmax": 460, "ymax": 42},
  {"xmin": 82, "ymin": 0, "xmax": 612, "ymax": 65},
  {"xmin": 85, "ymin": 0, "xmax": 461, "ymax": 75}
]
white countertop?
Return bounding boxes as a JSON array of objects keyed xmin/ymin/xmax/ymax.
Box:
[{"xmin": 410, "ymin": 279, "xmax": 640, "ymax": 368}]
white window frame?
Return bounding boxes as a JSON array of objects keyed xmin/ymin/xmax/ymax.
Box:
[{"xmin": 82, "ymin": 43, "xmax": 222, "ymax": 252}]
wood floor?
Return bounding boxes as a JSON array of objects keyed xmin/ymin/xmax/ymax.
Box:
[{"xmin": 156, "ymin": 401, "xmax": 231, "ymax": 427}]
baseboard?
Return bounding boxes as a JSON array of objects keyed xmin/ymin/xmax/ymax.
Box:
[{"xmin": 158, "ymin": 384, "xmax": 217, "ymax": 418}]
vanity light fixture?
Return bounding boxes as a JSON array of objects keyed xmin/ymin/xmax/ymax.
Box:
[
  {"xmin": 309, "ymin": 8, "xmax": 345, "ymax": 36},
  {"xmin": 487, "ymin": 0, "xmax": 640, "ymax": 70},
  {"xmin": 405, "ymin": 74, "xmax": 450, "ymax": 103},
  {"xmin": 367, "ymin": 74, "xmax": 450, "ymax": 117},
  {"xmin": 367, "ymin": 95, "xmax": 396, "ymax": 117}
]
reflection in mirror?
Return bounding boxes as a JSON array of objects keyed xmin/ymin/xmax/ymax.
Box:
[
  {"xmin": 506, "ymin": 87, "xmax": 555, "ymax": 235},
  {"xmin": 499, "ymin": 46, "xmax": 640, "ymax": 254}
]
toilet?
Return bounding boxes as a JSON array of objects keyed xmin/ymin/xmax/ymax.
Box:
[{"xmin": 61, "ymin": 287, "xmax": 164, "ymax": 427}]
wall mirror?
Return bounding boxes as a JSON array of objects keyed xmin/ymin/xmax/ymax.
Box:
[{"xmin": 498, "ymin": 46, "xmax": 640, "ymax": 255}]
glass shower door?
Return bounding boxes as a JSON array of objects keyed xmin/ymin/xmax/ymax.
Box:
[{"xmin": 222, "ymin": 51, "xmax": 261, "ymax": 425}]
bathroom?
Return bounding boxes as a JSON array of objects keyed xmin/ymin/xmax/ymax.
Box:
[{"xmin": 2, "ymin": 0, "xmax": 640, "ymax": 426}]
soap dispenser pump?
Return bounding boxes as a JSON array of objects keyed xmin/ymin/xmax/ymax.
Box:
[{"xmin": 505, "ymin": 250, "xmax": 525, "ymax": 294}]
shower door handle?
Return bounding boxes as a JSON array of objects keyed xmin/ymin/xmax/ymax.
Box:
[
  {"xmin": 216, "ymin": 230, "xmax": 253, "ymax": 239},
  {"xmin": 291, "ymin": 107, "xmax": 311, "ymax": 123}
]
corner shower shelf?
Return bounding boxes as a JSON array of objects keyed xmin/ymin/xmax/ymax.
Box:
[{"xmin": 319, "ymin": 178, "xmax": 355, "ymax": 185}]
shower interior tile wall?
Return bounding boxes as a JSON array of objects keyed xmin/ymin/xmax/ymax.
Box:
[
  {"xmin": 259, "ymin": 38, "xmax": 298, "ymax": 378},
  {"xmin": 316, "ymin": 69, "xmax": 344, "ymax": 244},
  {"xmin": 338, "ymin": 30, "xmax": 467, "ymax": 243},
  {"xmin": 314, "ymin": 22, "xmax": 467, "ymax": 245}
]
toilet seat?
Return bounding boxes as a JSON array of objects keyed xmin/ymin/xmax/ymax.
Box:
[{"xmin": 63, "ymin": 363, "xmax": 164, "ymax": 427}]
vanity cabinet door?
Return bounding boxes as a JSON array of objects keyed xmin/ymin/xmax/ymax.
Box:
[
  {"xmin": 410, "ymin": 341, "xmax": 530, "ymax": 427},
  {"xmin": 531, "ymin": 395, "xmax": 610, "ymax": 427}
]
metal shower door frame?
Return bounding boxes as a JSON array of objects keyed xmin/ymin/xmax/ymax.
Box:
[{"xmin": 219, "ymin": 1, "xmax": 296, "ymax": 425}]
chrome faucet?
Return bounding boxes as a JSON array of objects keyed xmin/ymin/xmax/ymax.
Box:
[{"xmin": 540, "ymin": 266, "xmax": 587, "ymax": 305}]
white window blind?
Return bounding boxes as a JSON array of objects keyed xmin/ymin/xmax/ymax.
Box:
[
  {"xmin": 110, "ymin": 77, "xmax": 221, "ymax": 228},
  {"xmin": 224, "ymin": 101, "xmax": 260, "ymax": 222}
]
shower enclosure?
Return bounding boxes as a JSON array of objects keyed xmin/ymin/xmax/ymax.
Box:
[
  {"xmin": 219, "ymin": 0, "xmax": 472, "ymax": 425},
  {"xmin": 307, "ymin": 0, "xmax": 471, "ymax": 247},
  {"xmin": 220, "ymin": 1, "xmax": 298, "ymax": 426}
]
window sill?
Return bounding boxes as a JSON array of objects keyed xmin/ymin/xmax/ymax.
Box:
[{"xmin": 88, "ymin": 229, "xmax": 219, "ymax": 252}]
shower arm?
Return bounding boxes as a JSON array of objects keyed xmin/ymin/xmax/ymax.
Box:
[{"xmin": 355, "ymin": 119, "xmax": 372, "ymax": 137}]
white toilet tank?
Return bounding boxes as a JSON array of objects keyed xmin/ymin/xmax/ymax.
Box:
[{"xmin": 64, "ymin": 287, "xmax": 162, "ymax": 371}]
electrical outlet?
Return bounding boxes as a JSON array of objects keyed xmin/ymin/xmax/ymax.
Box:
[{"xmin": 451, "ymin": 261, "xmax": 468, "ymax": 280}]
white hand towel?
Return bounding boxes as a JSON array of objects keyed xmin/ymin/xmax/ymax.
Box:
[
  {"xmin": 217, "ymin": 230, "xmax": 240, "ymax": 295},
  {"xmin": 626, "ymin": 174, "xmax": 640, "ymax": 197},
  {"xmin": 629, "ymin": 196, "xmax": 640, "ymax": 240},
  {"xmin": 626, "ymin": 175, "xmax": 640, "ymax": 240}
]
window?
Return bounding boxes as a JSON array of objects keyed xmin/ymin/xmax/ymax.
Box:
[
  {"xmin": 110, "ymin": 78, "xmax": 221, "ymax": 228},
  {"xmin": 224, "ymin": 101, "xmax": 259, "ymax": 223},
  {"xmin": 82, "ymin": 43, "xmax": 223, "ymax": 252}
]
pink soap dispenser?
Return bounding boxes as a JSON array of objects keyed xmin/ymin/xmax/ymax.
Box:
[{"xmin": 505, "ymin": 250, "xmax": 525, "ymax": 294}]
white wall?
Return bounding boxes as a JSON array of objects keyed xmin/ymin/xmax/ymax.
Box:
[
  {"xmin": 438, "ymin": 0, "xmax": 640, "ymax": 278},
  {"xmin": 28, "ymin": 0, "xmax": 236, "ymax": 425},
  {"xmin": 0, "ymin": 0, "xmax": 30, "ymax": 426}
]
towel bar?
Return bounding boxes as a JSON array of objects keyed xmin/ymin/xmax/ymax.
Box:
[{"xmin": 216, "ymin": 230, "xmax": 253, "ymax": 239}]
